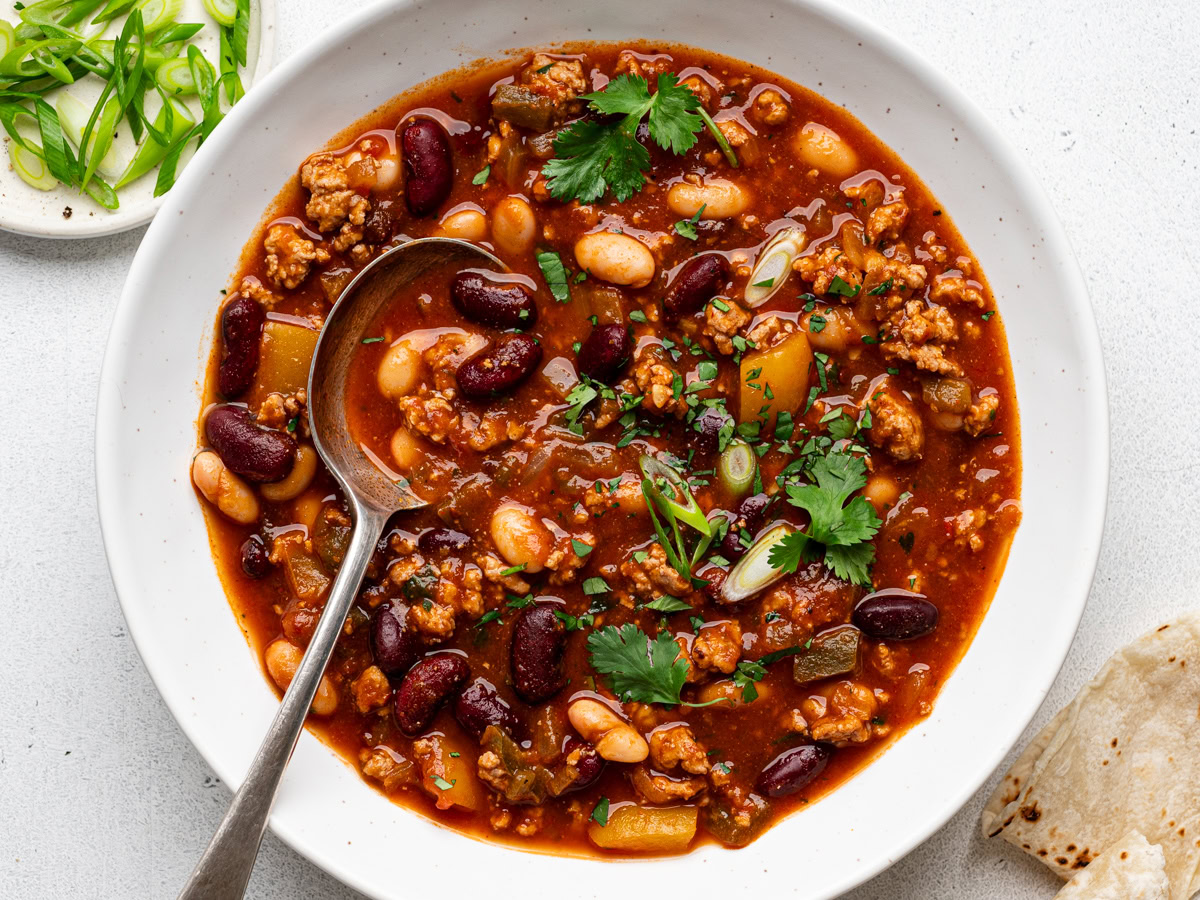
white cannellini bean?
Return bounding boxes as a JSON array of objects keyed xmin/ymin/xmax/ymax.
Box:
[
  {"xmin": 438, "ymin": 207, "xmax": 488, "ymax": 241},
  {"xmin": 490, "ymin": 503, "xmax": 553, "ymax": 573},
  {"xmin": 794, "ymin": 122, "xmax": 859, "ymax": 177},
  {"xmin": 376, "ymin": 339, "xmax": 421, "ymax": 400},
  {"xmin": 491, "ymin": 196, "xmax": 537, "ymax": 254},
  {"xmin": 666, "ymin": 178, "xmax": 750, "ymax": 220},
  {"xmin": 863, "ymin": 474, "xmax": 900, "ymax": 514},
  {"xmin": 567, "ymin": 698, "xmax": 648, "ymax": 763},
  {"xmin": 260, "ymin": 445, "xmax": 318, "ymax": 502},
  {"xmin": 192, "ymin": 450, "xmax": 259, "ymax": 524},
  {"xmin": 390, "ymin": 427, "xmax": 424, "ymax": 470},
  {"xmin": 263, "ymin": 639, "xmax": 339, "ymax": 715},
  {"xmin": 574, "ymin": 231, "xmax": 656, "ymax": 288}
]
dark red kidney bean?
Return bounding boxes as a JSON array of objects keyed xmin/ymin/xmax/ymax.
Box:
[
  {"xmin": 217, "ymin": 294, "xmax": 264, "ymax": 398},
  {"xmin": 205, "ymin": 404, "xmax": 296, "ymax": 483},
  {"xmin": 362, "ymin": 199, "xmax": 397, "ymax": 245},
  {"xmin": 394, "ymin": 653, "xmax": 470, "ymax": 735},
  {"xmin": 719, "ymin": 493, "xmax": 771, "ymax": 560},
  {"xmin": 401, "ymin": 118, "xmax": 453, "ymax": 217},
  {"xmin": 451, "ymin": 271, "xmax": 537, "ymax": 329},
  {"xmin": 370, "ymin": 602, "xmax": 422, "ymax": 676},
  {"xmin": 755, "ymin": 744, "xmax": 831, "ymax": 798},
  {"xmin": 693, "ymin": 405, "xmax": 732, "ymax": 454},
  {"xmin": 456, "ymin": 333, "xmax": 543, "ymax": 399},
  {"xmin": 418, "ymin": 527, "xmax": 471, "ymax": 555},
  {"xmin": 697, "ymin": 564, "xmax": 727, "ymax": 602},
  {"xmin": 852, "ymin": 589, "xmax": 939, "ymax": 641},
  {"xmin": 664, "ymin": 254, "xmax": 728, "ymax": 320},
  {"xmin": 239, "ymin": 536, "xmax": 272, "ymax": 579},
  {"xmin": 562, "ymin": 736, "xmax": 604, "ymax": 793},
  {"xmin": 454, "ymin": 677, "xmax": 520, "ymax": 740},
  {"xmin": 577, "ymin": 323, "xmax": 632, "ymax": 382},
  {"xmin": 511, "ymin": 603, "xmax": 567, "ymax": 703}
]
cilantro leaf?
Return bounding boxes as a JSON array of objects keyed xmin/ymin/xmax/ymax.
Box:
[
  {"xmin": 768, "ymin": 449, "xmax": 881, "ymax": 587},
  {"xmin": 544, "ymin": 117, "xmax": 649, "ymax": 203},
  {"xmin": 642, "ymin": 595, "xmax": 692, "ymax": 613},
  {"xmin": 587, "ymin": 624, "xmax": 689, "ymax": 705},
  {"xmin": 536, "ymin": 250, "xmax": 572, "ymax": 302},
  {"xmin": 543, "ymin": 73, "xmax": 722, "ymax": 204},
  {"xmin": 674, "ymin": 203, "xmax": 706, "ymax": 240},
  {"xmin": 563, "ymin": 379, "xmax": 599, "ymax": 435}
]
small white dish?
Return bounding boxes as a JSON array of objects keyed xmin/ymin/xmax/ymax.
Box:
[
  {"xmin": 96, "ymin": 0, "xmax": 1108, "ymax": 897},
  {"xmin": 0, "ymin": 0, "xmax": 274, "ymax": 239}
]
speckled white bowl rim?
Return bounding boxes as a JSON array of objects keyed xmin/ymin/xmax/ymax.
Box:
[
  {"xmin": 95, "ymin": 0, "xmax": 1108, "ymax": 897},
  {"xmin": 0, "ymin": 0, "xmax": 276, "ymax": 240}
]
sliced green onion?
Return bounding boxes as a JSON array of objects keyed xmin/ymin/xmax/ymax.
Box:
[
  {"xmin": 201, "ymin": 0, "xmax": 236, "ymax": 26},
  {"xmin": 81, "ymin": 92, "xmax": 120, "ymax": 187},
  {"xmin": 9, "ymin": 139, "xmax": 58, "ymax": 190},
  {"xmin": 88, "ymin": 38, "xmax": 177, "ymax": 72},
  {"xmin": 136, "ymin": 0, "xmax": 182, "ymax": 33},
  {"xmin": 217, "ymin": 25, "xmax": 241, "ymax": 103},
  {"xmin": 745, "ymin": 227, "xmax": 806, "ymax": 307},
  {"xmin": 115, "ymin": 94, "xmax": 191, "ymax": 187},
  {"xmin": 91, "ymin": 0, "xmax": 137, "ymax": 24},
  {"xmin": 0, "ymin": 20, "xmax": 16, "ymax": 57},
  {"xmin": 33, "ymin": 97, "xmax": 73, "ymax": 183},
  {"xmin": 719, "ymin": 524, "xmax": 795, "ymax": 604},
  {"xmin": 718, "ymin": 439, "xmax": 757, "ymax": 498},
  {"xmin": 151, "ymin": 21, "xmax": 202, "ymax": 47},
  {"xmin": 152, "ymin": 120, "xmax": 198, "ymax": 196},
  {"xmin": 31, "ymin": 45, "xmax": 76, "ymax": 84},
  {"xmin": 639, "ymin": 455, "xmax": 711, "ymax": 536},
  {"xmin": 231, "ymin": 0, "xmax": 248, "ymax": 66},
  {"xmin": 59, "ymin": 0, "xmax": 108, "ymax": 28},
  {"xmin": 153, "ymin": 54, "xmax": 195, "ymax": 93},
  {"xmin": 55, "ymin": 90, "xmax": 129, "ymax": 181}
]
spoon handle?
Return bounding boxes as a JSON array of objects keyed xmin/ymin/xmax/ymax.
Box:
[{"xmin": 178, "ymin": 501, "xmax": 390, "ymax": 900}]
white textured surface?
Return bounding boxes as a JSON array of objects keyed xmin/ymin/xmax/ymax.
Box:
[{"xmin": 0, "ymin": 1, "xmax": 1194, "ymax": 897}]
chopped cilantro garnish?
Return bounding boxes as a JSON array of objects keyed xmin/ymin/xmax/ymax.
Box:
[
  {"xmin": 582, "ymin": 576, "xmax": 611, "ymax": 595},
  {"xmin": 629, "ymin": 309, "xmax": 648, "ymax": 323},
  {"xmin": 867, "ymin": 277, "xmax": 893, "ymax": 296},
  {"xmin": 431, "ymin": 776, "xmax": 455, "ymax": 791},
  {"xmin": 471, "ymin": 164, "xmax": 490, "ymax": 185},
  {"xmin": 590, "ymin": 796, "xmax": 610, "ymax": 826},
  {"xmin": 643, "ymin": 595, "xmax": 693, "ymax": 613},
  {"xmin": 827, "ymin": 275, "xmax": 860, "ymax": 298},
  {"xmin": 361, "ymin": 336, "xmax": 385, "ymax": 344},
  {"xmin": 536, "ymin": 250, "xmax": 571, "ymax": 302},
  {"xmin": 675, "ymin": 203, "xmax": 706, "ymax": 240},
  {"xmin": 571, "ymin": 538, "xmax": 593, "ymax": 557},
  {"xmin": 498, "ymin": 563, "xmax": 526, "ymax": 577}
]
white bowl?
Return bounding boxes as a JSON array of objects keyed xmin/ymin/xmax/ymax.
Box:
[
  {"xmin": 96, "ymin": 0, "xmax": 1107, "ymax": 897},
  {"xmin": 0, "ymin": 0, "xmax": 275, "ymax": 240}
]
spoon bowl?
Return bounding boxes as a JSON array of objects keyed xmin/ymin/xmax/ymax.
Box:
[{"xmin": 178, "ymin": 236, "xmax": 505, "ymax": 900}]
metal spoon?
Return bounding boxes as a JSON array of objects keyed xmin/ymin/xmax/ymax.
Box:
[{"xmin": 178, "ymin": 237, "xmax": 505, "ymax": 900}]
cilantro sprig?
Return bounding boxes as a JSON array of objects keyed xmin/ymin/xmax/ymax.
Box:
[
  {"xmin": 543, "ymin": 73, "xmax": 737, "ymax": 204},
  {"xmin": 587, "ymin": 623, "xmax": 690, "ymax": 706},
  {"xmin": 767, "ymin": 449, "xmax": 882, "ymax": 587}
]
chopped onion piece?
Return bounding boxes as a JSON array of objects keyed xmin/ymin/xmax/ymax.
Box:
[
  {"xmin": 9, "ymin": 141, "xmax": 57, "ymax": 191},
  {"xmin": 719, "ymin": 523, "xmax": 794, "ymax": 604},
  {"xmin": 718, "ymin": 439, "xmax": 756, "ymax": 498},
  {"xmin": 744, "ymin": 227, "xmax": 806, "ymax": 307}
]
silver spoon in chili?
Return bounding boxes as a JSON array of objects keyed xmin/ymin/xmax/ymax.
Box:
[{"xmin": 179, "ymin": 237, "xmax": 506, "ymax": 900}]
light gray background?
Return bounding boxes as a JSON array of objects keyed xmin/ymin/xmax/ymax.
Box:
[{"xmin": 1, "ymin": 0, "xmax": 1196, "ymax": 896}]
